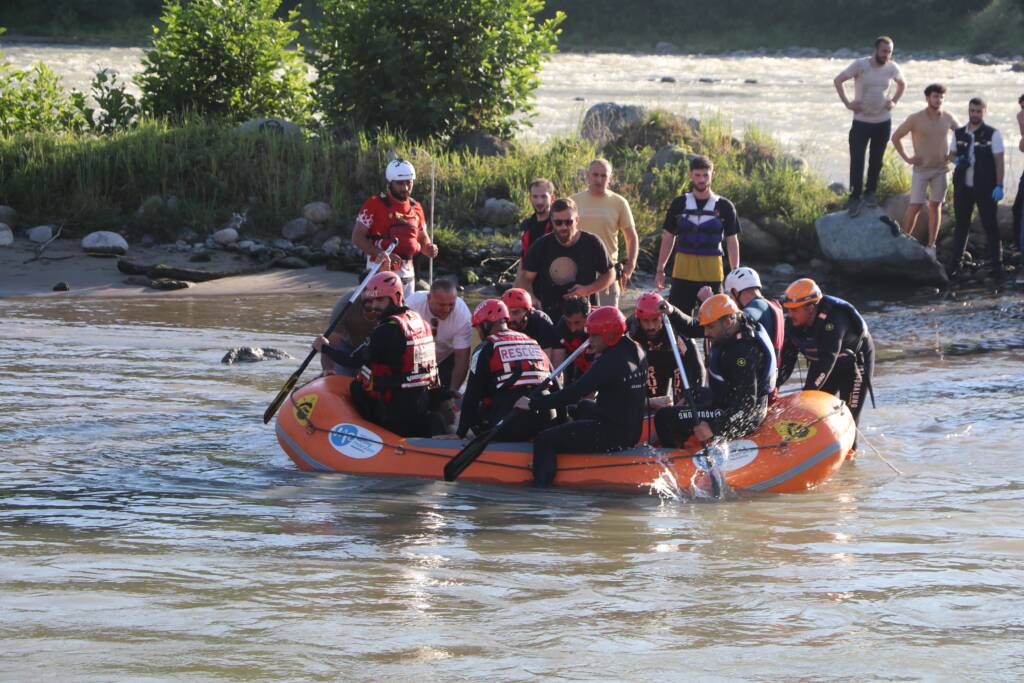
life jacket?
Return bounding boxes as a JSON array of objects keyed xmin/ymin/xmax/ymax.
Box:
[
  {"xmin": 561, "ymin": 330, "xmax": 593, "ymax": 376},
  {"xmin": 674, "ymin": 191, "xmax": 725, "ymax": 257},
  {"xmin": 952, "ymin": 123, "xmax": 997, "ymax": 190},
  {"xmin": 487, "ymin": 330, "xmax": 551, "ymax": 392},
  {"xmin": 745, "ymin": 296, "xmax": 786, "ymax": 357},
  {"xmin": 792, "ymin": 295, "xmax": 868, "ymax": 360},
  {"xmin": 708, "ymin": 315, "xmax": 777, "ymax": 404},
  {"xmin": 359, "ymin": 310, "xmax": 437, "ymax": 401},
  {"xmin": 370, "ymin": 193, "xmax": 422, "ymax": 259}
]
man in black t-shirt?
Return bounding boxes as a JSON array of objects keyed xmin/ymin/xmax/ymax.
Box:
[
  {"xmin": 514, "ymin": 197, "xmax": 615, "ymax": 322},
  {"xmin": 655, "ymin": 156, "xmax": 741, "ymax": 317},
  {"xmin": 517, "ymin": 178, "xmax": 555, "ymax": 261}
]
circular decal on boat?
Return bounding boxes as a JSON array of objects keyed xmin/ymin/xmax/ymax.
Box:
[
  {"xmin": 328, "ymin": 422, "xmax": 383, "ymax": 459},
  {"xmin": 721, "ymin": 439, "xmax": 759, "ymax": 472},
  {"xmin": 773, "ymin": 420, "xmax": 817, "ymax": 443}
]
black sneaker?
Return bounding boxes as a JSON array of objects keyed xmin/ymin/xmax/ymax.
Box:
[
  {"xmin": 846, "ymin": 196, "xmax": 863, "ymax": 217},
  {"xmin": 864, "ymin": 191, "xmax": 878, "ymax": 207}
]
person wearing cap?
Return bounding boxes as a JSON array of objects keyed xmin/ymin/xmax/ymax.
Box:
[
  {"xmin": 514, "ymin": 306, "xmax": 648, "ymax": 487},
  {"xmin": 457, "ymin": 299, "xmax": 554, "ymax": 441},
  {"xmin": 351, "ymin": 159, "xmax": 439, "ymax": 298},
  {"xmin": 549, "ymin": 295, "xmax": 594, "ymax": 385},
  {"xmin": 654, "ymin": 294, "xmax": 777, "ymax": 448},
  {"xmin": 312, "ymin": 271, "xmax": 441, "ymax": 437},
  {"xmin": 700, "ymin": 267, "xmax": 785, "ymax": 357},
  {"xmin": 501, "ymin": 287, "xmax": 559, "ymax": 359},
  {"xmin": 627, "ymin": 290, "xmax": 704, "ymax": 409},
  {"xmin": 778, "ymin": 279, "xmax": 874, "ymax": 449}
]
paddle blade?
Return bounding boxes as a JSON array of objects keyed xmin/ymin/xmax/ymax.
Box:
[
  {"xmin": 444, "ymin": 411, "xmax": 529, "ymax": 482},
  {"xmin": 262, "ymin": 368, "xmax": 302, "ymax": 423}
]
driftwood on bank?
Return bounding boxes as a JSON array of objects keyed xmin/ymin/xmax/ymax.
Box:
[{"xmin": 117, "ymin": 258, "xmax": 272, "ymax": 282}]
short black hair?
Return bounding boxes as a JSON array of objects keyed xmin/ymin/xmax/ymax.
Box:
[
  {"xmin": 551, "ymin": 197, "xmax": 578, "ymax": 215},
  {"xmin": 562, "ymin": 296, "xmax": 591, "ymax": 317},
  {"xmin": 875, "ymin": 36, "xmax": 894, "ymax": 48},
  {"xmin": 924, "ymin": 83, "xmax": 947, "ymax": 97},
  {"xmin": 969, "ymin": 97, "xmax": 987, "ymax": 109},
  {"xmin": 1018, "ymin": 93, "xmax": 1024, "ymax": 104},
  {"xmin": 430, "ymin": 278, "xmax": 458, "ymax": 294},
  {"xmin": 689, "ymin": 155, "xmax": 713, "ymax": 172}
]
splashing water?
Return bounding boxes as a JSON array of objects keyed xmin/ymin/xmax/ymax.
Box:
[{"xmin": 690, "ymin": 443, "xmax": 730, "ymax": 499}]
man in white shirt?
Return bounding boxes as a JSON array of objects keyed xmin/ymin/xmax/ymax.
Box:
[{"xmin": 405, "ymin": 279, "xmax": 472, "ymax": 394}]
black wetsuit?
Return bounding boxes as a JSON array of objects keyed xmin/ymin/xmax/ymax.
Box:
[
  {"xmin": 655, "ymin": 315, "xmax": 776, "ymax": 447},
  {"xmin": 626, "ymin": 305, "xmax": 704, "ymax": 399},
  {"xmin": 511, "ymin": 309, "xmax": 559, "ymax": 350},
  {"xmin": 778, "ymin": 295, "xmax": 874, "ymax": 443},
  {"xmin": 528, "ymin": 336, "xmax": 647, "ymax": 486}
]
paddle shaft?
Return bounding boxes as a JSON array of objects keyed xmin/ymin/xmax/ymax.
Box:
[
  {"xmin": 262, "ymin": 241, "xmax": 397, "ymax": 424},
  {"xmin": 428, "ymin": 162, "xmax": 435, "ymax": 286},
  {"xmin": 443, "ymin": 339, "xmax": 590, "ymax": 482}
]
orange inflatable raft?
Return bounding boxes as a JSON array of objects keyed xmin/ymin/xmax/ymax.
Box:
[{"xmin": 275, "ymin": 376, "xmax": 855, "ymax": 494}]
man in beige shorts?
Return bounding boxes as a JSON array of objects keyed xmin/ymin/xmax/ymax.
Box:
[
  {"xmin": 571, "ymin": 159, "xmax": 638, "ymax": 307},
  {"xmin": 891, "ymin": 83, "xmax": 959, "ymax": 256}
]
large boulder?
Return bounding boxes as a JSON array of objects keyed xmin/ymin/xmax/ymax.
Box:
[
  {"xmin": 881, "ymin": 192, "xmax": 910, "ymax": 224},
  {"xmin": 647, "ymin": 144, "xmax": 690, "ymax": 170},
  {"xmin": 321, "ymin": 235, "xmax": 343, "ymax": 256},
  {"xmin": 738, "ymin": 218, "xmax": 783, "ymax": 262},
  {"xmin": 581, "ymin": 102, "xmax": 648, "ymax": 147},
  {"xmin": 236, "ymin": 118, "xmax": 302, "ymax": 138},
  {"xmin": 449, "ymin": 130, "xmax": 515, "ymax": 157},
  {"xmin": 212, "ymin": 227, "xmax": 239, "ymax": 246},
  {"xmin": 303, "ymin": 201, "xmax": 333, "ymax": 224},
  {"xmin": 81, "ymin": 230, "xmax": 129, "ymax": 255},
  {"xmin": 0, "ymin": 223, "xmax": 12, "ymax": 247},
  {"xmin": 815, "ymin": 207, "xmax": 947, "ymax": 285},
  {"xmin": 27, "ymin": 225, "xmax": 53, "ymax": 243},
  {"xmin": 993, "ymin": 203, "xmax": 1016, "ymax": 242},
  {"xmin": 0, "ymin": 205, "xmax": 17, "ymax": 227},
  {"xmin": 282, "ymin": 217, "xmax": 316, "ymax": 241},
  {"xmin": 476, "ymin": 197, "xmax": 520, "ymax": 227}
]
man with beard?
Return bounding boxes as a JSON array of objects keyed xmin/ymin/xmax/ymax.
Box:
[
  {"xmin": 515, "ymin": 197, "xmax": 615, "ymax": 321},
  {"xmin": 351, "ymin": 159, "xmax": 439, "ymax": 298},
  {"xmin": 319, "ymin": 292, "xmax": 380, "ymax": 376},
  {"xmin": 627, "ymin": 291, "xmax": 704, "ymax": 409},
  {"xmin": 655, "ymin": 155, "xmax": 741, "ymax": 318},
  {"xmin": 834, "ymin": 36, "xmax": 906, "ymax": 216},
  {"xmin": 501, "ymin": 288, "xmax": 558, "ymax": 358},
  {"xmin": 549, "ymin": 295, "xmax": 593, "ymax": 385},
  {"xmin": 517, "ymin": 178, "xmax": 555, "ymax": 262},
  {"xmin": 312, "ymin": 271, "xmax": 441, "ymax": 437}
]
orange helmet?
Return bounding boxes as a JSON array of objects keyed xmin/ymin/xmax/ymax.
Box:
[
  {"xmin": 698, "ymin": 293, "xmax": 741, "ymax": 326},
  {"xmin": 501, "ymin": 287, "xmax": 533, "ymax": 311},
  {"xmin": 780, "ymin": 278, "xmax": 823, "ymax": 309},
  {"xmin": 635, "ymin": 291, "xmax": 668, "ymax": 321},
  {"xmin": 585, "ymin": 306, "xmax": 627, "ymax": 345},
  {"xmin": 363, "ymin": 271, "xmax": 404, "ymax": 307},
  {"xmin": 471, "ymin": 299, "xmax": 509, "ymax": 327}
]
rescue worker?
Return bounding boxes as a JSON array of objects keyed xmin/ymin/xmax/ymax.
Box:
[
  {"xmin": 778, "ymin": 278, "xmax": 874, "ymax": 450},
  {"xmin": 501, "ymin": 287, "xmax": 559, "ymax": 357},
  {"xmin": 654, "ymin": 294, "xmax": 777, "ymax": 448},
  {"xmin": 549, "ymin": 295, "xmax": 593, "ymax": 385},
  {"xmin": 514, "ymin": 306, "xmax": 648, "ymax": 487},
  {"xmin": 457, "ymin": 299, "xmax": 554, "ymax": 441},
  {"xmin": 313, "ymin": 271, "xmax": 440, "ymax": 437},
  {"xmin": 627, "ymin": 291, "xmax": 704, "ymax": 409},
  {"xmin": 351, "ymin": 159, "xmax": 439, "ymax": 298},
  {"xmin": 723, "ymin": 267, "xmax": 785, "ymax": 357}
]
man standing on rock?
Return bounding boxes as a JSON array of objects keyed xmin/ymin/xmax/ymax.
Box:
[
  {"xmin": 947, "ymin": 97, "xmax": 1006, "ymax": 283},
  {"xmin": 655, "ymin": 155, "xmax": 741, "ymax": 319},
  {"xmin": 834, "ymin": 36, "xmax": 906, "ymax": 217},
  {"xmin": 351, "ymin": 159, "xmax": 439, "ymax": 298},
  {"xmin": 891, "ymin": 84, "xmax": 959, "ymax": 257},
  {"xmin": 571, "ymin": 159, "xmax": 639, "ymax": 307}
]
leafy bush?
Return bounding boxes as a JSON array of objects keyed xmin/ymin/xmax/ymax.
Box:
[
  {"xmin": 137, "ymin": 0, "xmax": 311, "ymax": 123},
  {"xmin": 72, "ymin": 70, "xmax": 141, "ymax": 135},
  {"xmin": 312, "ymin": 0, "xmax": 564, "ymax": 139},
  {"xmin": 0, "ymin": 28, "xmax": 85, "ymax": 136}
]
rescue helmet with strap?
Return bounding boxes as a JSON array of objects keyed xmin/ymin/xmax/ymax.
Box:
[
  {"xmin": 724, "ymin": 267, "xmax": 763, "ymax": 296},
  {"xmin": 385, "ymin": 158, "xmax": 416, "ymax": 182},
  {"xmin": 585, "ymin": 306, "xmax": 627, "ymax": 346},
  {"xmin": 635, "ymin": 290, "xmax": 668, "ymax": 321},
  {"xmin": 500, "ymin": 287, "xmax": 533, "ymax": 311},
  {"xmin": 780, "ymin": 278, "xmax": 823, "ymax": 309},
  {"xmin": 698, "ymin": 293, "xmax": 741, "ymax": 326},
  {"xmin": 472, "ymin": 299, "xmax": 510, "ymax": 327},
  {"xmin": 364, "ymin": 271, "xmax": 404, "ymax": 307}
]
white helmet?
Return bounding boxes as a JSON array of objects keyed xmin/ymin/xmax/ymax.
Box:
[
  {"xmin": 385, "ymin": 159, "xmax": 416, "ymax": 182},
  {"xmin": 724, "ymin": 267, "xmax": 762, "ymax": 295}
]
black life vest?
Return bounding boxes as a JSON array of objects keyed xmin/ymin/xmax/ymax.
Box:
[
  {"xmin": 708, "ymin": 315, "xmax": 777, "ymax": 403},
  {"xmin": 674, "ymin": 192, "xmax": 725, "ymax": 257},
  {"xmin": 952, "ymin": 123, "xmax": 997, "ymax": 191}
]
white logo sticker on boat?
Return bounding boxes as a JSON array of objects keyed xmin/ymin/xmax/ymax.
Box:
[
  {"xmin": 719, "ymin": 439, "xmax": 759, "ymax": 472},
  {"xmin": 328, "ymin": 422, "xmax": 382, "ymax": 459}
]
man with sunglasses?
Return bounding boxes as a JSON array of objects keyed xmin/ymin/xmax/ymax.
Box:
[{"xmin": 514, "ymin": 197, "xmax": 616, "ymax": 321}]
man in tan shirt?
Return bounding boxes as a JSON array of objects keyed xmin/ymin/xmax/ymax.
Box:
[
  {"xmin": 571, "ymin": 159, "xmax": 638, "ymax": 307},
  {"xmin": 891, "ymin": 83, "xmax": 959, "ymax": 255}
]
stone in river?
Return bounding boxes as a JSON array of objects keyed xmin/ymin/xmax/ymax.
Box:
[
  {"xmin": 81, "ymin": 230, "xmax": 129, "ymax": 256},
  {"xmin": 659, "ymin": 76, "xmax": 676, "ymax": 83},
  {"xmin": 52, "ymin": 281, "xmax": 70, "ymax": 291},
  {"xmin": 221, "ymin": 347, "xmax": 294, "ymax": 364},
  {"xmin": 580, "ymin": 102, "xmax": 648, "ymax": 146},
  {"xmin": 0, "ymin": 205, "xmax": 17, "ymax": 227},
  {"xmin": 27, "ymin": 225, "xmax": 53, "ymax": 243},
  {"xmin": 212, "ymin": 227, "xmax": 239, "ymax": 245}
]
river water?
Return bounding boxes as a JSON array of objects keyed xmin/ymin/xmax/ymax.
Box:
[
  {"xmin": 3, "ymin": 43, "xmax": 1024, "ymax": 186},
  {"xmin": 2, "ymin": 285, "xmax": 1023, "ymax": 680}
]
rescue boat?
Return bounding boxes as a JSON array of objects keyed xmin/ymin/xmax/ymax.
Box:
[{"xmin": 275, "ymin": 376, "xmax": 855, "ymax": 494}]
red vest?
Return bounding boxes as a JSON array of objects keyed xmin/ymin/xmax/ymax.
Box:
[
  {"xmin": 359, "ymin": 310, "xmax": 437, "ymax": 401},
  {"xmin": 370, "ymin": 194, "xmax": 421, "ymax": 259},
  {"xmin": 486, "ymin": 330, "xmax": 551, "ymax": 391},
  {"xmin": 766, "ymin": 298, "xmax": 786, "ymax": 356},
  {"xmin": 562, "ymin": 333, "xmax": 593, "ymax": 374}
]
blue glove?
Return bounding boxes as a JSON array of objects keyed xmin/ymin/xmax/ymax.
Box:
[{"xmin": 992, "ymin": 185, "xmax": 1004, "ymax": 201}]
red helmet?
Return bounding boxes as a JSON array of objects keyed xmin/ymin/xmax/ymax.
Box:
[
  {"xmin": 501, "ymin": 287, "xmax": 533, "ymax": 311},
  {"xmin": 363, "ymin": 271, "xmax": 403, "ymax": 306},
  {"xmin": 585, "ymin": 306, "xmax": 627, "ymax": 346},
  {"xmin": 635, "ymin": 291, "xmax": 667, "ymax": 321},
  {"xmin": 471, "ymin": 299, "xmax": 510, "ymax": 327}
]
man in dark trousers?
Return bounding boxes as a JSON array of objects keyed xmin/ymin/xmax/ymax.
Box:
[
  {"xmin": 313, "ymin": 271, "xmax": 440, "ymax": 437},
  {"xmin": 457, "ymin": 299, "xmax": 554, "ymax": 441},
  {"xmin": 777, "ymin": 278, "xmax": 874, "ymax": 455},
  {"xmin": 514, "ymin": 306, "xmax": 647, "ymax": 487},
  {"xmin": 627, "ymin": 290, "xmax": 704, "ymax": 409},
  {"xmin": 654, "ymin": 294, "xmax": 776, "ymax": 448},
  {"xmin": 948, "ymin": 97, "xmax": 1006, "ymax": 283}
]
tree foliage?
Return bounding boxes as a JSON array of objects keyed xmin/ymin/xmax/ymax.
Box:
[
  {"xmin": 137, "ymin": 0, "xmax": 311, "ymax": 123},
  {"xmin": 312, "ymin": 0, "xmax": 563, "ymax": 139},
  {"xmin": 0, "ymin": 28, "xmax": 85, "ymax": 135}
]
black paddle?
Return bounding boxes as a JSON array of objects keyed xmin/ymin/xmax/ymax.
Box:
[
  {"xmin": 663, "ymin": 313, "xmax": 723, "ymax": 498},
  {"xmin": 262, "ymin": 240, "xmax": 397, "ymax": 424},
  {"xmin": 443, "ymin": 340, "xmax": 590, "ymax": 482}
]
